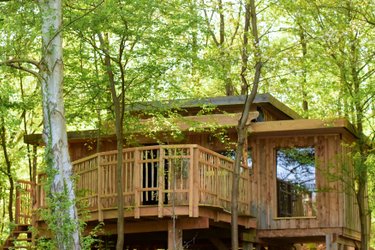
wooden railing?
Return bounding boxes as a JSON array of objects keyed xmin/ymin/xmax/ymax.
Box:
[
  {"xmin": 22, "ymin": 144, "xmax": 252, "ymax": 223},
  {"xmin": 15, "ymin": 180, "xmax": 34, "ymax": 225}
]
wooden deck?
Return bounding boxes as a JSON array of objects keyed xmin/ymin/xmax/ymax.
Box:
[{"xmin": 18, "ymin": 144, "xmax": 255, "ymax": 229}]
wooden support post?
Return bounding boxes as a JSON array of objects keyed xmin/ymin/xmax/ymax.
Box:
[
  {"xmin": 168, "ymin": 220, "xmax": 183, "ymax": 250},
  {"xmin": 242, "ymin": 229, "xmax": 256, "ymax": 250},
  {"xmin": 243, "ymin": 242, "xmax": 253, "ymax": 250},
  {"xmin": 326, "ymin": 234, "xmax": 338, "ymax": 250}
]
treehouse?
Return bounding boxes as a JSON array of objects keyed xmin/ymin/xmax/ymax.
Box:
[{"xmin": 3, "ymin": 94, "xmax": 361, "ymax": 249}]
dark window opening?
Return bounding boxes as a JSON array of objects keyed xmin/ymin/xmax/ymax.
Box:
[
  {"xmin": 256, "ymin": 107, "xmax": 265, "ymax": 122},
  {"xmin": 276, "ymin": 147, "xmax": 316, "ymax": 217},
  {"xmin": 141, "ymin": 149, "xmax": 169, "ymax": 205}
]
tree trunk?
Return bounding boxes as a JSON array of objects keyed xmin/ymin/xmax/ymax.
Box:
[
  {"xmin": 353, "ymin": 95, "xmax": 369, "ymax": 250},
  {"xmin": 299, "ymin": 27, "xmax": 308, "ymax": 117},
  {"xmin": 231, "ymin": 0, "xmax": 262, "ymax": 249},
  {"xmin": 0, "ymin": 122, "xmax": 14, "ymax": 223},
  {"xmin": 39, "ymin": 0, "xmax": 81, "ymax": 249},
  {"xmin": 19, "ymin": 75, "xmax": 34, "ymax": 182},
  {"xmin": 97, "ymin": 32, "xmax": 125, "ymax": 250},
  {"xmin": 349, "ymin": 27, "xmax": 369, "ymax": 249}
]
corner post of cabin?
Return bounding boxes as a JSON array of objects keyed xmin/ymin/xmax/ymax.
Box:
[
  {"xmin": 168, "ymin": 220, "xmax": 183, "ymax": 250},
  {"xmin": 97, "ymin": 153, "xmax": 103, "ymax": 221},
  {"xmin": 243, "ymin": 242, "xmax": 253, "ymax": 250},
  {"xmin": 134, "ymin": 148, "xmax": 141, "ymax": 218}
]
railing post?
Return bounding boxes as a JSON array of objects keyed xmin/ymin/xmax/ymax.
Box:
[
  {"xmin": 31, "ymin": 181, "xmax": 36, "ymax": 246},
  {"xmin": 97, "ymin": 154, "xmax": 103, "ymax": 221},
  {"xmin": 158, "ymin": 146, "xmax": 164, "ymax": 218},
  {"xmin": 134, "ymin": 148, "xmax": 140, "ymax": 219},
  {"xmin": 190, "ymin": 146, "xmax": 199, "ymax": 217},
  {"xmin": 15, "ymin": 185, "xmax": 20, "ymax": 224},
  {"xmin": 247, "ymin": 167, "xmax": 251, "ymax": 215},
  {"xmin": 189, "ymin": 146, "xmax": 194, "ymax": 217},
  {"xmin": 214, "ymin": 154, "xmax": 219, "ymax": 207}
]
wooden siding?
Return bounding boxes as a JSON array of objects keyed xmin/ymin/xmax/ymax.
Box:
[
  {"xmin": 341, "ymin": 141, "xmax": 361, "ymax": 236},
  {"xmin": 250, "ymin": 134, "xmax": 360, "ymax": 240}
]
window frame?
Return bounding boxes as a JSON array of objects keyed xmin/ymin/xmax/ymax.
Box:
[{"xmin": 274, "ymin": 145, "xmax": 317, "ymax": 219}]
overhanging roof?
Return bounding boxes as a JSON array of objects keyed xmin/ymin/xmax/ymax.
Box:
[
  {"xmin": 130, "ymin": 93, "xmax": 301, "ymax": 120},
  {"xmin": 24, "ymin": 117, "xmax": 357, "ymax": 146},
  {"xmin": 250, "ymin": 118, "xmax": 358, "ymax": 138}
]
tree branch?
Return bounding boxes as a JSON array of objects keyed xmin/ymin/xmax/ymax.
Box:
[
  {"xmin": 202, "ymin": 1, "xmax": 219, "ymax": 46},
  {"xmin": 0, "ymin": 58, "xmax": 41, "ymax": 69},
  {"xmin": 0, "ymin": 59, "xmax": 42, "ymax": 80}
]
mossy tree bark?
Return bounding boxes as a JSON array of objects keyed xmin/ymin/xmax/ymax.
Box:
[{"xmin": 39, "ymin": 0, "xmax": 81, "ymax": 249}]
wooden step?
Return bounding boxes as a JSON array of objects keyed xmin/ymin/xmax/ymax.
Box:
[
  {"xmin": 4, "ymin": 237, "xmax": 32, "ymax": 242},
  {"xmin": 14, "ymin": 225, "xmax": 31, "ymax": 231},
  {"xmin": 1, "ymin": 224, "xmax": 33, "ymax": 250},
  {"xmin": 2, "ymin": 246, "xmax": 31, "ymax": 249}
]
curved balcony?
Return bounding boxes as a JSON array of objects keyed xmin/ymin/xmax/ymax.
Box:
[{"xmin": 24, "ymin": 144, "xmax": 254, "ymax": 228}]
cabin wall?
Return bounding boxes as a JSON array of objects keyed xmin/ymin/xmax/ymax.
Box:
[
  {"xmin": 250, "ymin": 134, "xmax": 358, "ymax": 233},
  {"xmin": 68, "ymin": 129, "xmax": 235, "ymax": 162},
  {"xmin": 69, "ymin": 139, "xmax": 117, "ymax": 161},
  {"xmin": 341, "ymin": 138, "xmax": 361, "ymax": 235}
]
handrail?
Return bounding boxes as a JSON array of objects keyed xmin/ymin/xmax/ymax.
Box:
[
  {"xmin": 15, "ymin": 180, "xmax": 34, "ymax": 225},
  {"xmin": 29, "ymin": 144, "xmax": 252, "ymax": 222}
]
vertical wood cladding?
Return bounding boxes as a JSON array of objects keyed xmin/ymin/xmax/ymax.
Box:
[{"xmin": 250, "ymin": 134, "xmax": 360, "ymax": 234}]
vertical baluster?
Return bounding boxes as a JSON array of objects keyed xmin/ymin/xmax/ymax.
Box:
[
  {"xmin": 158, "ymin": 147, "xmax": 164, "ymax": 217},
  {"xmin": 98, "ymin": 154, "xmax": 103, "ymax": 221},
  {"xmin": 134, "ymin": 148, "xmax": 140, "ymax": 218}
]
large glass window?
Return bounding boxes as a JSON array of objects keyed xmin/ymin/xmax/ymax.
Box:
[{"xmin": 276, "ymin": 147, "xmax": 316, "ymax": 217}]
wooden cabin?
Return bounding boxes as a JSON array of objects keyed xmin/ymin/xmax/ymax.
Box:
[{"xmin": 3, "ymin": 93, "xmax": 361, "ymax": 249}]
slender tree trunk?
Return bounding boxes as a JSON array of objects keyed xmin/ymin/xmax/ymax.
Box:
[
  {"xmin": 231, "ymin": 0, "xmax": 262, "ymax": 249},
  {"xmin": 299, "ymin": 27, "xmax": 308, "ymax": 117},
  {"xmin": 0, "ymin": 187, "xmax": 5, "ymax": 234},
  {"xmin": 203, "ymin": 0, "xmax": 235, "ymax": 95},
  {"xmin": 355, "ymin": 115, "xmax": 369, "ymax": 250},
  {"xmin": 1, "ymin": 122, "xmax": 14, "ymax": 222},
  {"xmin": 39, "ymin": 0, "xmax": 81, "ymax": 249},
  {"xmin": 97, "ymin": 33, "xmax": 125, "ymax": 250},
  {"xmin": 114, "ymin": 113, "xmax": 124, "ymax": 250},
  {"xmin": 349, "ymin": 27, "xmax": 370, "ymax": 249},
  {"xmin": 19, "ymin": 76, "xmax": 34, "ymax": 182}
]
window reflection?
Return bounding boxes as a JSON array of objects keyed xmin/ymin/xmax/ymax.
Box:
[{"xmin": 276, "ymin": 147, "xmax": 316, "ymax": 217}]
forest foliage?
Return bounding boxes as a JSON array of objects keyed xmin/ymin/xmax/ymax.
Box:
[{"xmin": 0, "ymin": 0, "xmax": 374, "ymax": 248}]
